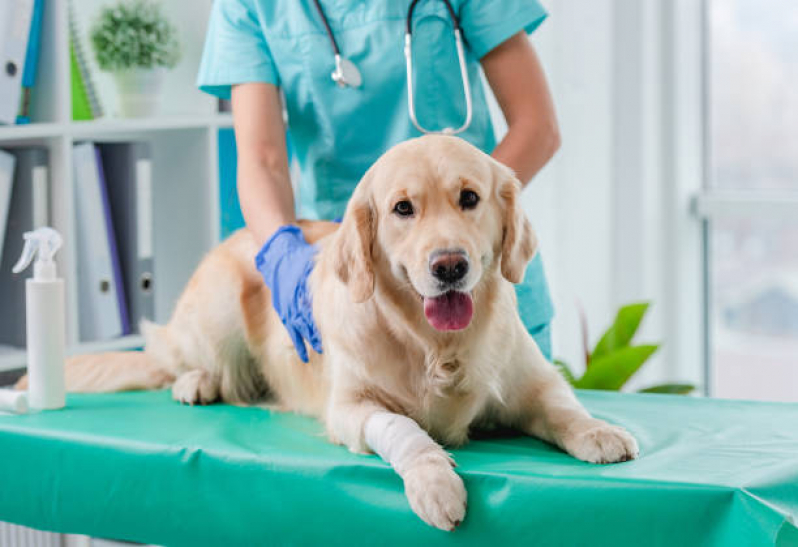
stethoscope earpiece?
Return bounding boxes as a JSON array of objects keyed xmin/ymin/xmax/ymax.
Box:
[{"xmin": 312, "ymin": 0, "xmax": 472, "ymax": 134}]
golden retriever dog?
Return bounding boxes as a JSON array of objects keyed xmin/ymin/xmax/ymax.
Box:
[{"xmin": 18, "ymin": 135, "xmax": 638, "ymax": 530}]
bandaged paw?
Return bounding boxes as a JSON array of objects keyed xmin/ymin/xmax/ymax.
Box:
[
  {"xmin": 404, "ymin": 453, "xmax": 467, "ymax": 531},
  {"xmin": 364, "ymin": 411, "xmax": 466, "ymax": 530},
  {"xmin": 364, "ymin": 411, "xmax": 447, "ymax": 476}
]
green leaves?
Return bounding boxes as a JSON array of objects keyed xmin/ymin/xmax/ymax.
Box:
[
  {"xmin": 554, "ymin": 359, "xmax": 577, "ymax": 386},
  {"xmin": 638, "ymin": 384, "xmax": 695, "ymax": 395},
  {"xmin": 575, "ymin": 344, "xmax": 659, "ymax": 390},
  {"xmin": 554, "ymin": 301, "xmax": 692, "ymax": 395},
  {"xmin": 591, "ymin": 303, "xmax": 650, "ymax": 361},
  {"xmin": 90, "ymin": 0, "xmax": 181, "ymax": 72}
]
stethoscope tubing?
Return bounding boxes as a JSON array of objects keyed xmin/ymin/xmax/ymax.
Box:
[
  {"xmin": 312, "ymin": 0, "xmax": 473, "ymax": 136},
  {"xmin": 404, "ymin": 28, "xmax": 473, "ymax": 135}
]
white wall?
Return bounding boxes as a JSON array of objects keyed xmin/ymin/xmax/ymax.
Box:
[
  {"xmin": 491, "ymin": 0, "xmax": 705, "ymax": 389},
  {"xmin": 526, "ymin": 0, "xmax": 617, "ymax": 376}
]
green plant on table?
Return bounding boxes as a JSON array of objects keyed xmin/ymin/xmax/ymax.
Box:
[
  {"xmin": 90, "ymin": 0, "xmax": 180, "ymax": 72},
  {"xmin": 555, "ymin": 302, "xmax": 695, "ymax": 395}
]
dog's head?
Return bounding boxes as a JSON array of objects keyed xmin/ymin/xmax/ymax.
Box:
[{"xmin": 331, "ymin": 136, "xmax": 537, "ymax": 332}]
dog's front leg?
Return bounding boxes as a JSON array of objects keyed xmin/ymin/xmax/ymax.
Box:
[
  {"xmin": 510, "ymin": 335, "xmax": 639, "ymax": 464},
  {"xmin": 327, "ymin": 401, "xmax": 467, "ymax": 531}
]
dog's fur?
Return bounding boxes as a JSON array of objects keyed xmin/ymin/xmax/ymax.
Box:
[{"xmin": 18, "ymin": 136, "xmax": 638, "ymax": 530}]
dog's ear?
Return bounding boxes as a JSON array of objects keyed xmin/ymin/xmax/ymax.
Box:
[
  {"xmin": 331, "ymin": 180, "xmax": 376, "ymax": 303},
  {"xmin": 496, "ymin": 164, "xmax": 538, "ymax": 284}
]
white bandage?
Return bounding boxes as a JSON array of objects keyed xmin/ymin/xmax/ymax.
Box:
[
  {"xmin": 0, "ymin": 388, "xmax": 28, "ymax": 414},
  {"xmin": 364, "ymin": 411, "xmax": 441, "ymax": 476}
]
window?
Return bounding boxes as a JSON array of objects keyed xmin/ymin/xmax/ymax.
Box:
[{"xmin": 706, "ymin": 0, "xmax": 798, "ymax": 401}]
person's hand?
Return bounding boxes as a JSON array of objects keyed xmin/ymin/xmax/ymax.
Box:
[{"xmin": 255, "ymin": 225, "xmax": 322, "ymax": 362}]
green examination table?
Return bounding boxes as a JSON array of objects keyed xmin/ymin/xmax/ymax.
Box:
[{"xmin": 0, "ymin": 390, "xmax": 797, "ymax": 546}]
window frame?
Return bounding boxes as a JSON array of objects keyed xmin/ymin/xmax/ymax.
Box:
[
  {"xmin": 691, "ymin": 0, "xmax": 798, "ymax": 396},
  {"xmin": 657, "ymin": 0, "xmax": 709, "ymax": 394}
]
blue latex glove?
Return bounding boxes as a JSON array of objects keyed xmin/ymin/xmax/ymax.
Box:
[{"xmin": 255, "ymin": 226, "xmax": 322, "ymax": 363}]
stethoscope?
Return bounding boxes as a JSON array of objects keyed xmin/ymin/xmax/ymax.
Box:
[{"xmin": 311, "ymin": 0, "xmax": 473, "ymax": 135}]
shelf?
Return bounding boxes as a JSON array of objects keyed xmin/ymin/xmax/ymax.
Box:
[
  {"xmin": 0, "ymin": 335, "xmax": 145, "ymax": 373},
  {"xmin": 0, "ymin": 114, "xmax": 233, "ymax": 144},
  {"xmin": 71, "ymin": 335, "xmax": 146, "ymax": 356},
  {"xmin": 70, "ymin": 114, "xmax": 233, "ymax": 137},
  {"xmin": 0, "ymin": 1, "xmax": 224, "ymax": 377},
  {"xmin": 0, "ymin": 346, "xmax": 25, "ymax": 372},
  {"xmin": 0, "ymin": 123, "xmax": 65, "ymax": 143}
]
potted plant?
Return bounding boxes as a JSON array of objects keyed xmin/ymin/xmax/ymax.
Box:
[
  {"xmin": 90, "ymin": 0, "xmax": 180, "ymax": 117},
  {"xmin": 555, "ymin": 302, "xmax": 696, "ymax": 394}
]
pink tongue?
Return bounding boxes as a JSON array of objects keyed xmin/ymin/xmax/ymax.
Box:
[{"xmin": 423, "ymin": 291, "xmax": 474, "ymax": 331}]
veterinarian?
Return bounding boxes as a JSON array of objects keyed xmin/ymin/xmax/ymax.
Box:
[{"xmin": 197, "ymin": 0, "xmax": 559, "ymax": 362}]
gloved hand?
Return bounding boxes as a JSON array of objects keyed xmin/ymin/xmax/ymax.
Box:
[{"xmin": 255, "ymin": 225, "xmax": 322, "ymax": 363}]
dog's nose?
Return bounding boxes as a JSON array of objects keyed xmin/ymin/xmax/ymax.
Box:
[{"xmin": 430, "ymin": 250, "xmax": 469, "ymax": 284}]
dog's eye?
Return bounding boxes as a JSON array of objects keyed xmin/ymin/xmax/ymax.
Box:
[
  {"xmin": 459, "ymin": 190, "xmax": 480, "ymax": 210},
  {"xmin": 393, "ymin": 200, "xmax": 414, "ymax": 217}
]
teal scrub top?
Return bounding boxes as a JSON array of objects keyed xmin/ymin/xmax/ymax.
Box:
[{"xmin": 197, "ymin": 0, "xmax": 555, "ymax": 353}]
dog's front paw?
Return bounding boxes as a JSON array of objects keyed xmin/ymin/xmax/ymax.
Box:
[
  {"xmin": 403, "ymin": 455, "xmax": 467, "ymax": 531},
  {"xmin": 172, "ymin": 369, "xmax": 219, "ymax": 405},
  {"xmin": 565, "ymin": 420, "xmax": 639, "ymax": 464}
]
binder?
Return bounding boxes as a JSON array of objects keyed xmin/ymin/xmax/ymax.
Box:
[
  {"xmin": 70, "ymin": 43, "xmax": 94, "ymax": 121},
  {"xmin": 72, "ymin": 143, "xmax": 129, "ymax": 341},
  {"xmin": 0, "ymin": 150, "xmax": 15, "ymax": 264},
  {"xmin": 68, "ymin": 0, "xmax": 103, "ymax": 120},
  {"xmin": 98, "ymin": 142, "xmax": 155, "ymax": 332},
  {"xmin": 0, "ymin": 0, "xmax": 35, "ymax": 124},
  {"xmin": 0, "ymin": 147, "xmax": 49, "ymax": 347},
  {"xmin": 16, "ymin": 0, "xmax": 44, "ymax": 124}
]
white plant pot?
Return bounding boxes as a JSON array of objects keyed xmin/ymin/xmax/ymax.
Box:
[{"xmin": 112, "ymin": 68, "xmax": 166, "ymax": 118}]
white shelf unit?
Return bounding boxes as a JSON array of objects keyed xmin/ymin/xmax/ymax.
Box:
[{"xmin": 0, "ymin": 0, "xmax": 228, "ymax": 372}]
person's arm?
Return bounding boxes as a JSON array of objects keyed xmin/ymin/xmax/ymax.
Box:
[
  {"xmin": 481, "ymin": 32, "xmax": 561, "ymax": 186},
  {"xmin": 232, "ymin": 82, "xmax": 322, "ymax": 361},
  {"xmin": 231, "ymin": 82, "xmax": 296, "ymax": 244}
]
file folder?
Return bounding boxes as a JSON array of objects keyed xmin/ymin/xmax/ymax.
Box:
[
  {"xmin": 68, "ymin": 0, "xmax": 103, "ymax": 120},
  {"xmin": 0, "ymin": 147, "xmax": 48, "ymax": 347},
  {"xmin": 0, "ymin": 150, "xmax": 15, "ymax": 265},
  {"xmin": 98, "ymin": 142, "xmax": 155, "ymax": 331},
  {"xmin": 16, "ymin": 0, "xmax": 44, "ymax": 124},
  {"xmin": 0, "ymin": 0, "xmax": 34, "ymax": 124},
  {"xmin": 72, "ymin": 143, "xmax": 129, "ymax": 342}
]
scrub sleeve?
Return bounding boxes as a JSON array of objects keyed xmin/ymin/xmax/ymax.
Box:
[
  {"xmin": 459, "ymin": 0, "xmax": 548, "ymax": 59},
  {"xmin": 197, "ymin": 0, "xmax": 279, "ymax": 97}
]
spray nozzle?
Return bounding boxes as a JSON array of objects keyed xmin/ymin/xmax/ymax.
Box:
[{"xmin": 12, "ymin": 227, "xmax": 63, "ymax": 281}]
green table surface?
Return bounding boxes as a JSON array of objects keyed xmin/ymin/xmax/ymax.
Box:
[{"xmin": 0, "ymin": 390, "xmax": 797, "ymax": 546}]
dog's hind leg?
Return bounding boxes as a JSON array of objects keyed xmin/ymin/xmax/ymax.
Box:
[{"xmin": 15, "ymin": 350, "xmax": 174, "ymax": 393}]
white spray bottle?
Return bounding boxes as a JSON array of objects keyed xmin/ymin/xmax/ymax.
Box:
[{"xmin": 13, "ymin": 227, "xmax": 66, "ymax": 410}]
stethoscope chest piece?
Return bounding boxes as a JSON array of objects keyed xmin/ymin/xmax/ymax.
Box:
[{"xmin": 331, "ymin": 54, "xmax": 362, "ymax": 88}]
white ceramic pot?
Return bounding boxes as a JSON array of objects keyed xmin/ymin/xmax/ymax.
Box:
[{"xmin": 112, "ymin": 68, "xmax": 165, "ymax": 118}]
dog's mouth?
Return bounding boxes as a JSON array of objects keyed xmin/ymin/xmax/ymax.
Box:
[{"xmin": 422, "ymin": 291, "xmax": 474, "ymax": 331}]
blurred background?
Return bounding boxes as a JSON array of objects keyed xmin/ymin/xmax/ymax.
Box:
[
  {"xmin": 519, "ymin": 0, "xmax": 798, "ymax": 402},
  {"xmin": 1, "ymin": 0, "xmax": 796, "ymax": 408}
]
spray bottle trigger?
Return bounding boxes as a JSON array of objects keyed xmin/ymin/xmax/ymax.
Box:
[
  {"xmin": 12, "ymin": 235, "xmax": 37, "ymax": 274},
  {"xmin": 12, "ymin": 227, "xmax": 63, "ymax": 277}
]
